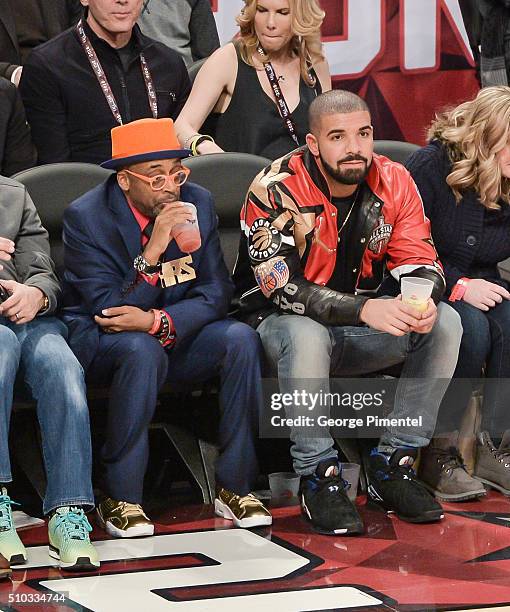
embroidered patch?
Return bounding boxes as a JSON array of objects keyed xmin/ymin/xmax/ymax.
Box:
[
  {"xmin": 367, "ymin": 215, "xmax": 393, "ymax": 254},
  {"xmin": 254, "ymin": 257, "xmax": 289, "ymax": 297},
  {"xmin": 248, "ymin": 218, "xmax": 282, "ymax": 262}
]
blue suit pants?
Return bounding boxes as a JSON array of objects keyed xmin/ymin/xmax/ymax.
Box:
[{"xmin": 87, "ymin": 318, "xmax": 262, "ymax": 503}]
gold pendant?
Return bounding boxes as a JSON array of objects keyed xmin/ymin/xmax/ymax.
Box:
[{"xmin": 160, "ymin": 255, "xmax": 196, "ymax": 287}]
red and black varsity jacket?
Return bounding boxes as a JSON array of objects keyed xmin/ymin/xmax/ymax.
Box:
[{"xmin": 232, "ymin": 147, "xmax": 445, "ymax": 328}]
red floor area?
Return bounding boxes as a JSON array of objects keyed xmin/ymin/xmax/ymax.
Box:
[{"xmin": 1, "ymin": 492, "xmax": 510, "ymax": 611}]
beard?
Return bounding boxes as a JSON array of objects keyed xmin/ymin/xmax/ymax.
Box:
[
  {"xmin": 144, "ymin": 194, "xmax": 179, "ymax": 219},
  {"xmin": 320, "ymin": 153, "xmax": 370, "ymax": 185}
]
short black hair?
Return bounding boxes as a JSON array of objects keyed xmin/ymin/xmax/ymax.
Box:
[{"xmin": 309, "ymin": 90, "xmax": 370, "ymax": 134}]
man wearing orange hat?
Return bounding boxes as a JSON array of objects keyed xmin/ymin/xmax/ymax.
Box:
[{"xmin": 62, "ymin": 117, "xmax": 272, "ymax": 536}]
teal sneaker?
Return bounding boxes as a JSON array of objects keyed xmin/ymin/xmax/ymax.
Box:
[
  {"xmin": 48, "ymin": 507, "xmax": 99, "ymax": 571},
  {"xmin": 0, "ymin": 488, "xmax": 27, "ymax": 564}
]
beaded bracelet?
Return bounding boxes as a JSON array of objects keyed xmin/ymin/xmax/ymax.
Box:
[{"xmin": 156, "ymin": 310, "xmax": 176, "ymax": 346}]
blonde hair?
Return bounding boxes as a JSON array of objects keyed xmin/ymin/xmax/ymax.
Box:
[
  {"xmin": 236, "ymin": 0, "xmax": 325, "ymax": 87},
  {"xmin": 429, "ymin": 86, "xmax": 510, "ymax": 210}
]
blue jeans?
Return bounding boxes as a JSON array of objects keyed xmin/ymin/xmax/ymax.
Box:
[
  {"xmin": 439, "ymin": 299, "xmax": 510, "ymax": 436},
  {"xmin": 0, "ymin": 317, "xmax": 94, "ymax": 514},
  {"xmin": 257, "ymin": 303, "xmax": 462, "ymax": 475},
  {"xmin": 87, "ymin": 319, "xmax": 262, "ymax": 503}
]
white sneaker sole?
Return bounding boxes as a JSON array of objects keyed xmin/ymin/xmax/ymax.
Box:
[
  {"xmin": 103, "ymin": 519, "xmax": 154, "ymax": 539},
  {"xmin": 48, "ymin": 545, "xmax": 100, "ymax": 570},
  {"xmin": 214, "ymin": 499, "xmax": 272, "ymax": 528}
]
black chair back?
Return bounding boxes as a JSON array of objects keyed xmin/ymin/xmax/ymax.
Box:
[
  {"xmin": 187, "ymin": 58, "xmax": 207, "ymax": 85},
  {"xmin": 374, "ymin": 140, "xmax": 420, "ymax": 165},
  {"xmin": 12, "ymin": 163, "xmax": 113, "ymax": 275}
]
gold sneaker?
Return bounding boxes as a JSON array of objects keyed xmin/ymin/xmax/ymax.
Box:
[
  {"xmin": 214, "ymin": 488, "xmax": 272, "ymax": 528},
  {"xmin": 97, "ymin": 497, "xmax": 154, "ymax": 538}
]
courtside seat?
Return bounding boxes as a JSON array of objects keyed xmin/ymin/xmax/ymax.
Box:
[
  {"xmin": 374, "ymin": 139, "xmax": 420, "ymax": 165},
  {"xmin": 187, "ymin": 58, "xmax": 206, "ymax": 85},
  {"xmin": 499, "ymin": 257, "xmax": 510, "ymax": 282},
  {"xmin": 12, "ymin": 163, "xmax": 114, "ymax": 278}
]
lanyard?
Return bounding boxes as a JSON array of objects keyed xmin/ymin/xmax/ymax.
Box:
[
  {"xmin": 76, "ymin": 19, "xmax": 158, "ymax": 125},
  {"xmin": 257, "ymin": 45, "xmax": 300, "ymax": 147}
]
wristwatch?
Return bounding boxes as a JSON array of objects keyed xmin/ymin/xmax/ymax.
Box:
[
  {"xmin": 39, "ymin": 293, "xmax": 49, "ymax": 313},
  {"xmin": 133, "ymin": 254, "xmax": 161, "ymax": 275}
]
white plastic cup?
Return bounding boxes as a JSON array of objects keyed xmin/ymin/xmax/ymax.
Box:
[
  {"xmin": 268, "ymin": 472, "xmax": 300, "ymax": 500},
  {"xmin": 400, "ymin": 276, "xmax": 434, "ymax": 313},
  {"xmin": 341, "ymin": 463, "xmax": 361, "ymax": 502},
  {"xmin": 171, "ymin": 202, "xmax": 201, "ymax": 253}
]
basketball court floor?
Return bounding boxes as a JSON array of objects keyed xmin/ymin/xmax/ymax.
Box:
[{"xmin": 1, "ymin": 491, "xmax": 510, "ymax": 611}]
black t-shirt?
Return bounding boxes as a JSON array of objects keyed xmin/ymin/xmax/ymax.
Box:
[
  {"xmin": 214, "ymin": 44, "xmax": 320, "ymax": 159},
  {"xmin": 327, "ymin": 190, "xmax": 361, "ymax": 294}
]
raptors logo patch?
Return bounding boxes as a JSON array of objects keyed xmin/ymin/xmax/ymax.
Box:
[
  {"xmin": 254, "ymin": 257, "xmax": 289, "ymax": 297},
  {"xmin": 248, "ymin": 219, "xmax": 282, "ymax": 262},
  {"xmin": 368, "ymin": 215, "xmax": 393, "ymax": 254}
]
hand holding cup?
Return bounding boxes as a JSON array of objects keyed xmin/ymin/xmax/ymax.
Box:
[{"xmin": 400, "ymin": 277, "xmax": 435, "ymax": 313}]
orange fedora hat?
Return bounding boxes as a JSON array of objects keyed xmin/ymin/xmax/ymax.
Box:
[{"xmin": 101, "ymin": 118, "xmax": 191, "ymax": 170}]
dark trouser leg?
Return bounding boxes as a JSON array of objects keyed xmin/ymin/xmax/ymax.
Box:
[
  {"xmin": 437, "ymin": 301, "xmax": 490, "ymax": 434},
  {"xmin": 167, "ymin": 319, "xmax": 262, "ymax": 495},
  {"xmin": 482, "ymin": 299, "xmax": 510, "ymax": 436},
  {"xmin": 87, "ymin": 332, "xmax": 168, "ymax": 504}
]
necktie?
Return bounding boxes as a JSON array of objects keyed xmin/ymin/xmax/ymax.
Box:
[{"xmin": 142, "ymin": 221, "xmax": 154, "ymax": 246}]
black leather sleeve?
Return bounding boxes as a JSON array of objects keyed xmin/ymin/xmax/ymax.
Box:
[{"xmin": 399, "ymin": 267, "xmax": 446, "ymax": 304}]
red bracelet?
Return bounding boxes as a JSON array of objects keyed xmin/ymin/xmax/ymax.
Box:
[
  {"xmin": 449, "ymin": 277, "xmax": 470, "ymax": 302},
  {"xmin": 148, "ymin": 309, "xmax": 162, "ymax": 335}
]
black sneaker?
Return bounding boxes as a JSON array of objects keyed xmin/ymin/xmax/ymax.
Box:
[
  {"xmin": 300, "ymin": 459, "xmax": 364, "ymax": 535},
  {"xmin": 367, "ymin": 447, "xmax": 444, "ymax": 523}
]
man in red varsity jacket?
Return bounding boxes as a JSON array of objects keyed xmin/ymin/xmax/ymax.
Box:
[{"xmin": 233, "ymin": 90, "xmax": 463, "ymax": 536}]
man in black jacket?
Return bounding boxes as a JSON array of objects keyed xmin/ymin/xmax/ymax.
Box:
[
  {"xmin": 19, "ymin": 0, "xmax": 191, "ymax": 165},
  {"xmin": 0, "ymin": 0, "xmax": 83, "ymax": 85},
  {"xmin": 0, "ymin": 77, "xmax": 35, "ymax": 175}
]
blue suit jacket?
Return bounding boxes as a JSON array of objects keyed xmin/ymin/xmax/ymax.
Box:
[{"xmin": 62, "ymin": 175, "xmax": 233, "ymax": 371}]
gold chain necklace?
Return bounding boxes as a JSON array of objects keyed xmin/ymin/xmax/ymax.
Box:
[{"xmin": 337, "ymin": 186, "xmax": 361, "ymax": 241}]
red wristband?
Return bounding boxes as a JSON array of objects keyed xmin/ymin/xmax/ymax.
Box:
[
  {"xmin": 449, "ymin": 277, "xmax": 470, "ymax": 302},
  {"xmin": 148, "ymin": 309, "xmax": 162, "ymax": 335}
]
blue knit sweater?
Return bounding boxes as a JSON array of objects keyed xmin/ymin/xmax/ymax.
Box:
[{"xmin": 405, "ymin": 140, "xmax": 510, "ymax": 294}]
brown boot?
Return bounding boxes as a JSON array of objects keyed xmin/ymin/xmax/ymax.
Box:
[
  {"xmin": 474, "ymin": 431, "xmax": 510, "ymax": 495},
  {"xmin": 0, "ymin": 553, "xmax": 11, "ymax": 580},
  {"xmin": 419, "ymin": 432, "xmax": 486, "ymax": 502}
]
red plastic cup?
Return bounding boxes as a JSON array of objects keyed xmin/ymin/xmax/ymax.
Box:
[{"xmin": 172, "ymin": 202, "xmax": 201, "ymax": 253}]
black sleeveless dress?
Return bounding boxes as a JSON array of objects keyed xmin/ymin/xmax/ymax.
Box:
[{"xmin": 213, "ymin": 44, "xmax": 321, "ymax": 160}]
